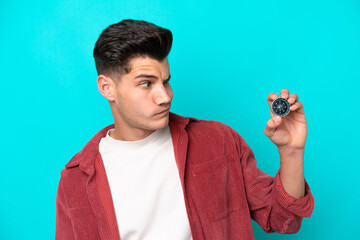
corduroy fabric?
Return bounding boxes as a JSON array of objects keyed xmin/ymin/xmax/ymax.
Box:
[
  {"xmin": 56, "ymin": 113, "xmax": 314, "ymax": 240},
  {"xmin": 95, "ymin": 153, "xmax": 120, "ymax": 240}
]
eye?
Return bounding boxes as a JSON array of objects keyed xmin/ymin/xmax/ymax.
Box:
[
  {"xmin": 164, "ymin": 75, "xmax": 171, "ymax": 85},
  {"xmin": 140, "ymin": 81, "xmax": 151, "ymax": 88}
]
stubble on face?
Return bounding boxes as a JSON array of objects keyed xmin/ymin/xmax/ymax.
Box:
[{"xmin": 109, "ymin": 57, "xmax": 173, "ymax": 141}]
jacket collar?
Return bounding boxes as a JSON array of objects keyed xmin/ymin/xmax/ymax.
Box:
[{"xmin": 65, "ymin": 112, "xmax": 190, "ymax": 174}]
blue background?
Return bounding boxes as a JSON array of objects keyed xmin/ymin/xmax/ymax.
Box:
[{"xmin": 1, "ymin": 0, "xmax": 359, "ymax": 239}]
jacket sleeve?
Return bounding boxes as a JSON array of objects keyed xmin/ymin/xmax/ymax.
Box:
[
  {"xmin": 237, "ymin": 134, "xmax": 314, "ymax": 233},
  {"xmin": 55, "ymin": 179, "xmax": 75, "ymax": 240}
]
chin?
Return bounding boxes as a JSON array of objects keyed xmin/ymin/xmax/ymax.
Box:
[{"xmin": 148, "ymin": 115, "xmax": 169, "ymax": 130}]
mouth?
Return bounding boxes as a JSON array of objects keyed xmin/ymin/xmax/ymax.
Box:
[{"xmin": 155, "ymin": 108, "xmax": 170, "ymax": 116}]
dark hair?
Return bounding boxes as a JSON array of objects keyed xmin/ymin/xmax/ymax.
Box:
[{"xmin": 93, "ymin": 19, "xmax": 173, "ymax": 79}]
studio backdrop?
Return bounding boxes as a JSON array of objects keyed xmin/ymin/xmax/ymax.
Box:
[{"xmin": 0, "ymin": 0, "xmax": 359, "ymax": 239}]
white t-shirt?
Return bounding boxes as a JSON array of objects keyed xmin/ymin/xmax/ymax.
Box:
[{"xmin": 99, "ymin": 126, "xmax": 192, "ymax": 240}]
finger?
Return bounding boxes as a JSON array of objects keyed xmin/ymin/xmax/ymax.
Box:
[
  {"xmin": 288, "ymin": 93, "xmax": 299, "ymax": 104},
  {"xmin": 280, "ymin": 89, "xmax": 289, "ymax": 99},
  {"xmin": 267, "ymin": 92, "xmax": 278, "ymax": 107},
  {"xmin": 266, "ymin": 93, "xmax": 278, "ymax": 118},
  {"xmin": 264, "ymin": 116, "xmax": 282, "ymax": 138},
  {"xmin": 290, "ymin": 101, "xmax": 304, "ymax": 113}
]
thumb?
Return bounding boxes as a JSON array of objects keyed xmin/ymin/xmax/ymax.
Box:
[{"xmin": 264, "ymin": 116, "xmax": 282, "ymax": 137}]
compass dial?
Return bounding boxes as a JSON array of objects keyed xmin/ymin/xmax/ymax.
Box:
[{"xmin": 271, "ymin": 98, "xmax": 290, "ymax": 117}]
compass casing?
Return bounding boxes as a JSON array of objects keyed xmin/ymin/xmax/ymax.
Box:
[{"xmin": 271, "ymin": 98, "xmax": 290, "ymax": 117}]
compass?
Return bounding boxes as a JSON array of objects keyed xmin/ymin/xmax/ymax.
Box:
[{"xmin": 271, "ymin": 97, "xmax": 290, "ymax": 117}]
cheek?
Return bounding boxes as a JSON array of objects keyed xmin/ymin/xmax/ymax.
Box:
[{"xmin": 117, "ymin": 87, "xmax": 139, "ymax": 104}]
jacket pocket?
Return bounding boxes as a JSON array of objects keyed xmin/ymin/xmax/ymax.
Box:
[{"xmin": 190, "ymin": 152, "xmax": 248, "ymax": 221}]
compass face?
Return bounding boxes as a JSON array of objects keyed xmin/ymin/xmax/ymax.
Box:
[{"xmin": 271, "ymin": 98, "xmax": 290, "ymax": 117}]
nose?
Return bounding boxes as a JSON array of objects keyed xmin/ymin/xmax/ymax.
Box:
[{"xmin": 154, "ymin": 85, "xmax": 172, "ymax": 105}]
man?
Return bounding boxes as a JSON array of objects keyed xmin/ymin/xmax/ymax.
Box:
[{"xmin": 56, "ymin": 19, "xmax": 314, "ymax": 240}]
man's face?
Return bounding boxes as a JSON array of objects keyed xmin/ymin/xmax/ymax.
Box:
[{"xmin": 111, "ymin": 56, "xmax": 173, "ymax": 134}]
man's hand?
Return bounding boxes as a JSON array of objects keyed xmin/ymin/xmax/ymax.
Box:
[
  {"xmin": 264, "ymin": 89, "xmax": 307, "ymax": 151},
  {"xmin": 264, "ymin": 89, "xmax": 307, "ymax": 199}
]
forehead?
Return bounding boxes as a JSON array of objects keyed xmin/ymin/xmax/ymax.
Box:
[{"xmin": 128, "ymin": 57, "xmax": 169, "ymax": 75}]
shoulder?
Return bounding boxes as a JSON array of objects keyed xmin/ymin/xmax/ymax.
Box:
[
  {"xmin": 173, "ymin": 113, "xmax": 249, "ymax": 155},
  {"xmin": 59, "ymin": 124, "xmax": 115, "ymax": 180},
  {"xmin": 64, "ymin": 124, "xmax": 114, "ymax": 168},
  {"xmin": 170, "ymin": 112, "xmax": 236, "ymax": 135},
  {"xmin": 187, "ymin": 117, "xmax": 241, "ymax": 141},
  {"xmin": 172, "ymin": 114, "xmax": 253, "ymax": 166}
]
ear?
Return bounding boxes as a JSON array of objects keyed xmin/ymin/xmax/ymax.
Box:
[{"xmin": 97, "ymin": 74, "xmax": 116, "ymax": 102}]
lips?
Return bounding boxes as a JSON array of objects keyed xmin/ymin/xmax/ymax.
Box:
[{"xmin": 156, "ymin": 108, "xmax": 170, "ymax": 116}]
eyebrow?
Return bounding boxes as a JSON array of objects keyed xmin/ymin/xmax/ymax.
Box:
[{"xmin": 134, "ymin": 74, "xmax": 171, "ymax": 81}]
